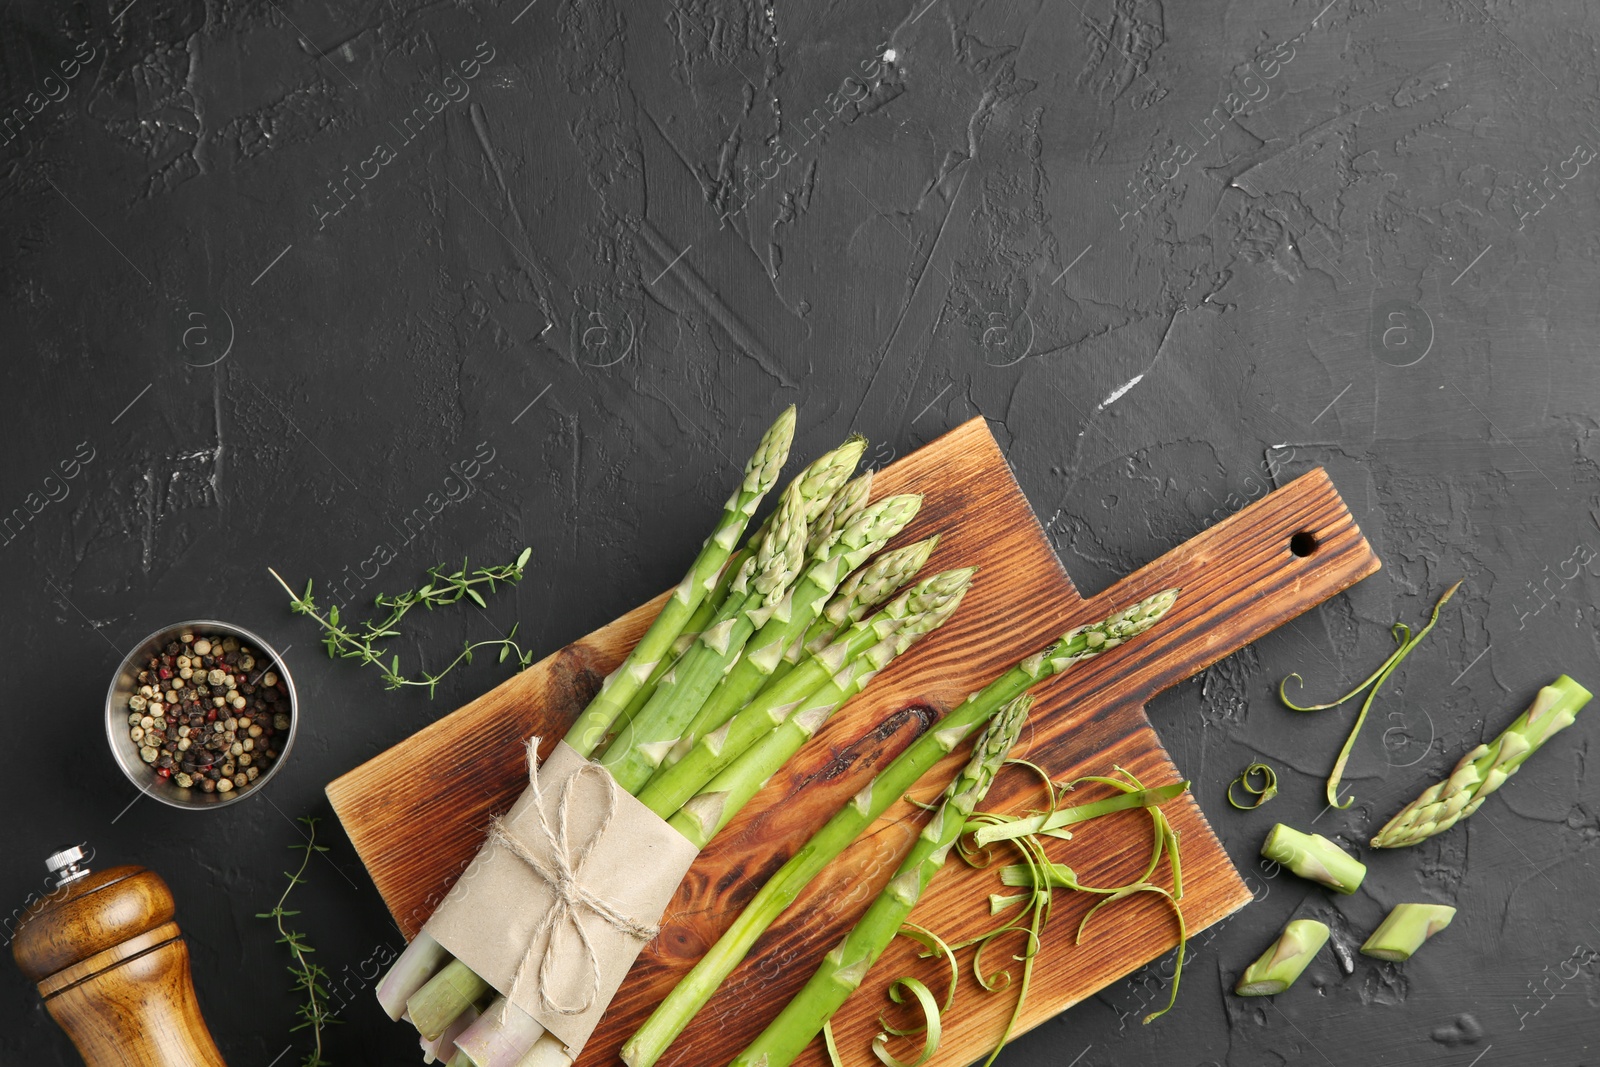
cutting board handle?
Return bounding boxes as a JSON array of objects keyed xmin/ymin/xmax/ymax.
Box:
[{"xmin": 1048, "ymin": 466, "xmax": 1380, "ymax": 711}]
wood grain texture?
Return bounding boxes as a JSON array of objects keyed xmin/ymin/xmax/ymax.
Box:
[
  {"xmin": 13, "ymin": 867, "xmax": 174, "ymax": 981},
  {"xmin": 13, "ymin": 866, "xmax": 227, "ymax": 1067},
  {"xmin": 37, "ymin": 922, "xmax": 180, "ymax": 998},
  {"xmin": 42, "ymin": 940, "xmax": 227, "ymax": 1067},
  {"xmin": 326, "ymin": 416, "xmax": 1380, "ymax": 1067}
]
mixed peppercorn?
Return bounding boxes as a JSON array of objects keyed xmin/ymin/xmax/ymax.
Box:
[{"xmin": 125, "ymin": 630, "xmax": 289, "ymax": 795}]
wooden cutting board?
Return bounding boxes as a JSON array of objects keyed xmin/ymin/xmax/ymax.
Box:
[{"xmin": 327, "ymin": 417, "xmax": 1380, "ymax": 1066}]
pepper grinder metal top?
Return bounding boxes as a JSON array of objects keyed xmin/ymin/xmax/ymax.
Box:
[
  {"xmin": 46, "ymin": 845, "xmax": 92, "ymax": 888},
  {"xmin": 12, "ymin": 845, "xmax": 228, "ymax": 1067}
]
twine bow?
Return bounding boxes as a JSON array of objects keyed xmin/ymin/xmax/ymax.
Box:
[{"xmin": 488, "ymin": 738, "xmax": 661, "ymax": 1018}]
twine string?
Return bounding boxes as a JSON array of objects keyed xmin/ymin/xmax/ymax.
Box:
[{"xmin": 489, "ymin": 739, "xmax": 660, "ymax": 1018}]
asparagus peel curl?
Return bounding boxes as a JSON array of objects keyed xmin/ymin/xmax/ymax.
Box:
[
  {"xmin": 1280, "ymin": 580, "xmax": 1461, "ymax": 808},
  {"xmin": 972, "ymin": 780, "xmax": 1189, "ymax": 847}
]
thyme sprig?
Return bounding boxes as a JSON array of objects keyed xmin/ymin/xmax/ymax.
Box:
[
  {"xmin": 257, "ymin": 817, "xmax": 337, "ymax": 1067},
  {"xmin": 268, "ymin": 549, "xmax": 536, "ymax": 697}
]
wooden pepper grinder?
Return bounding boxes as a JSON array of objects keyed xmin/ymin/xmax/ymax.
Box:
[{"xmin": 12, "ymin": 846, "xmax": 228, "ymax": 1067}]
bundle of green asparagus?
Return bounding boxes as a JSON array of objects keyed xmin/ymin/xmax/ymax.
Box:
[
  {"xmin": 567, "ymin": 408, "xmax": 800, "ymax": 759},
  {"xmin": 621, "ymin": 587, "xmax": 1180, "ymax": 1067},
  {"xmin": 378, "ymin": 409, "xmax": 982, "ymax": 1066}
]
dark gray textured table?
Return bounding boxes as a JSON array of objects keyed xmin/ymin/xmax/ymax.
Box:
[{"xmin": 3, "ymin": 1, "xmax": 1595, "ymax": 1064}]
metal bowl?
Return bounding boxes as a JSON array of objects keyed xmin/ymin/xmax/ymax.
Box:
[{"xmin": 104, "ymin": 620, "xmax": 298, "ymax": 810}]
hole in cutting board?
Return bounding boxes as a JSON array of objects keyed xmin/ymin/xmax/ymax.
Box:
[{"xmin": 1289, "ymin": 531, "xmax": 1319, "ymax": 557}]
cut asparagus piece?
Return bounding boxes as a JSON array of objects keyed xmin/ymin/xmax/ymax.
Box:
[
  {"xmin": 453, "ymin": 997, "xmax": 547, "ymax": 1067},
  {"xmin": 658, "ymin": 569, "xmax": 976, "ymax": 837},
  {"xmin": 620, "ymin": 589, "xmax": 1179, "ymax": 1067},
  {"xmin": 727, "ymin": 696, "xmax": 1031, "ymax": 1067},
  {"xmin": 653, "ymin": 492, "xmax": 924, "ymax": 776},
  {"xmin": 564, "ymin": 407, "xmax": 795, "ymax": 757},
  {"xmin": 767, "ymin": 535, "xmax": 939, "ymax": 689},
  {"xmin": 377, "ymin": 931, "xmax": 451, "ymax": 1021},
  {"xmin": 408, "ymin": 959, "xmax": 493, "ymax": 1041},
  {"xmin": 1260, "ymin": 823, "xmax": 1366, "ymax": 895},
  {"xmin": 1235, "ymin": 919, "xmax": 1330, "ymax": 996},
  {"xmin": 599, "ymin": 473, "xmax": 812, "ymax": 791},
  {"xmin": 1360, "ymin": 903, "xmax": 1456, "ymax": 961},
  {"xmin": 1371, "ymin": 675, "xmax": 1592, "ymax": 848}
]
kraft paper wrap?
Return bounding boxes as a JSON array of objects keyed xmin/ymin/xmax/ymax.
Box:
[{"xmin": 423, "ymin": 739, "xmax": 699, "ymax": 1054}]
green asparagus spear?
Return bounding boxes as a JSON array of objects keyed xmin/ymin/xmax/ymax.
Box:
[
  {"xmin": 600, "ymin": 616, "xmax": 712, "ymax": 749},
  {"xmin": 653, "ymin": 492, "xmax": 924, "ymax": 776},
  {"xmin": 599, "ymin": 438, "xmax": 869, "ymax": 788},
  {"xmin": 777, "ymin": 437, "xmax": 870, "ymax": 531},
  {"xmin": 806, "ymin": 470, "xmax": 874, "ymax": 558},
  {"xmin": 377, "ymin": 931, "xmax": 452, "ymax": 1021},
  {"xmin": 599, "ymin": 477, "xmax": 812, "ymax": 791},
  {"xmin": 392, "ymin": 434, "xmax": 871, "ymax": 1056},
  {"xmin": 600, "ymin": 476, "xmax": 871, "ymax": 751},
  {"xmin": 619, "ymin": 589, "xmax": 1179, "ymax": 1067},
  {"xmin": 656, "ymin": 568, "xmax": 977, "ymax": 835},
  {"xmin": 727, "ymin": 696, "xmax": 1032, "ymax": 1067},
  {"xmin": 1234, "ymin": 919, "xmax": 1329, "ymax": 996},
  {"xmin": 690, "ymin": 452, "xmax": 866, "ymax": 648},
  {"xmin": 565, "ymin": 407, "xmax": 795, "ymax": 757},
  {"xmin": 620, "ymin": 459, "xmax": 873, "ymax": 723},
  {"xmin": 408, "ymin": 959, "xmax": 492, "ymax": 1040},
  {"xmin": 1370, "ymin": 675, "xmax": 1591, "ymax": 848},
  {"xmin": 766, "ymin": 536, "xmax": 939, "ymax": 688}
]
